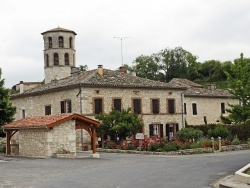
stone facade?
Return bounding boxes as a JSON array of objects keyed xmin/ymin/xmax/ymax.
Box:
[
  {"xmin": 18, "ymin": 120, "xmax": 76, "ymax": 157},
  {"xmin": 184, "ymin": 96, "xmax": 238, "ymax": 125}
]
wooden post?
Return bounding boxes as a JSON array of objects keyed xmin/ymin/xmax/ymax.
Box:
[
  {"xmin": 6, "ymin": 131, "xmax": 11, "ymax": 155},
  {"xmin": 92, "ymin": 128, "xmax": 96, "ymax": 154}
]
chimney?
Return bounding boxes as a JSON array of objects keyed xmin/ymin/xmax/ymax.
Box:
[
  {"xmin": 98, "ymin": 65, "xmax": 103, "ymax": 76},
  {"xmin": 20, "ymin": 81, "xmax": 24, "ymax": 93},
  {"xmin": 131, "ymin": 70, "xmax": 136, "ymax": 76},
  {"xmin": 119, "ymin": 66, "xmax": 127, "ymax": 73}
]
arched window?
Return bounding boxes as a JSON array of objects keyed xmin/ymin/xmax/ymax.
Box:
[
  {"xmin": 48, "ymin": 37, "xmax": 52, "ymax": 48},
  {"xmin": 69, "ymin": 37, "xmax": 72, "ymax": 48},
  {"xmin": 54, "ymin": 53, "xmax": 59, "ymax": 65},
  {"xmin": 65, "ymin": 53, "xmax": 69, "ymax": 65},
  {"xmin": 59, "ymin": 36, "xmax": 64, "ymax": 48},
  {"xmin": 46, "ymin": 54, "xmax": 49, "ymax": 66}
]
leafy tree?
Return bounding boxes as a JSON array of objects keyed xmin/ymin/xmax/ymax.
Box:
[
  {"xmin": 79, "ymin": 65, "xmax": 88, "ymax": 72},
  {"xmin": 130, "ymin": 55, "xmax": 164, "ymax": 81},
  {"xmin": 95, "ymin": 108, "xmax": 143, "ymax": 144},
  {"xmin": 0, "ymin": 68, "xmax": 16, "ymax": 137},
  {"xmin": 207, "ymin": 125, "xmax": 230, "ymax": 139},
  {"xmin": 225, "ymin": 53, "xmax": 250, "ymax": 122},
  {"xmin": 199, "ymin": 60, "xmax": 223, "ymax": 82},
  {"xmin": 176, "ymin": 128, "xmax": 203, "ymax": 142}
]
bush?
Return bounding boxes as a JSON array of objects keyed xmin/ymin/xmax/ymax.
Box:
[
  {"xmin": 176, "ymin": 128, "xmax": 203, "ymax": 142},
  {"xmin": 207, "ymin": 125, "xmax": 230, "ymax": 139},
  {"xmin": 186, "ymin": 124, "xmax": 216, "ymax": 135},
  {"xmin": 228, "ymin": 123, "xmax": 250, "ymax": 141},
  {"xmin": 231, "ymin": 136, "xmax": 241, "ymax": 145}
]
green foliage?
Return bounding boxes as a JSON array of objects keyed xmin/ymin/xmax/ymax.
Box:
[
  {"xmin": 186, "ymin": 124, "xmax": 217, "ymax": 135},
  {"xmin": 0, "ymin": 68, "xmax": 16, "ymax": 134},
  {"xmin": 79, "ymin": 65, "xmax": 88, "ymax": 72},
  {"xmin": 176, "ymin": 128, "xmax": 203, "ymax": 142},
  {"xmin": 231, "ymin": 135, "xmax": 240, "ymax": 145},
  {"xmin": 207, "ymin": 125, "xmax": 230, "ymax": 139},
  {"xmin": 227, "ymin": 123, "xmax": 250, "ymax": 141},
  {"xmin": 95, "ymin": 108, "xmax": 143, "ymax": 142}
]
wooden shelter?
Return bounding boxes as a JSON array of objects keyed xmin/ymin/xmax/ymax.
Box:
[{"xmin": 2, "ymin": 114, "xmax": 100, "ymax": 158}]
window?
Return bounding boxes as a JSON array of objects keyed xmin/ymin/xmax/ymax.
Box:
[
  {"xmin": 166, "ymin": 124, "xmax": 178, "ymax": 141},
  {"xmin": 113, "ymin": 98, "xmax": 121, "ymax": 111},
  {"xmin": 48, "ymin": 37, "xmax": 52, "ymax": 48},
  {"xmin": 59, "ymin": 36, "xmax": 64, "ymax": 47},
  {"xmin": 152, "ymin": 99, "xmax": 159, "ymax": 114},
  {"xmin": 73, "ymin": 54, "xmax": 75, "ymax": 65},
  {"xmin": 22, "ymin": 109, "xmax": 25, "ymax": 118},
  {"xmin": 46, "ymin": 54, "xmax": 49, "ymax": 66},
  {"xmin": 60, "ymin": 100, "xmax": 71, "ymax": 113},
  {"xmin": 69, "ymin": 37, "xmax": 72, "ymax": 48},
  {"xmin": 45, "ymin": 106, "xmax": 51, "ymax": 115},
  {"xmin": 168, "ymin": 99, "xmax": 175, "ymax": 114},
  {"xmin": 54, "ymin": 53, "xmax": 59, "ymax": 65},
  {"xmin": 192, "ymin": 103, "xmax": 197, "ymax": 115},
  {"xmin": 149, "ymin": 124, "xmax": 163, "ymax": 137},
  {"xmin": 133, "ymin": 99, "xmax": 141, "ymax": 114},
  {"xmin": 94, "ymin": 98, "xmax": 103, "ymax": 114},
  {"xmin": 221, "ymin": 103, "xmax": 225, "ymax": 114},
  {"xmin": 184, "ymin": 103, "xmax": 187, "ymax": 114},
  {"xmin": 65, "ymin": 53, "xmax": 69, "ymax": 65}
]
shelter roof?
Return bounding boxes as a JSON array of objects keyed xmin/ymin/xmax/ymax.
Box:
[
  {"xmin": 2, "ymin": 114, "xmax": 100, "ymax": 130},
  {"xmin": 11, "ymin": 69, "xmax": 187, "ymax": 98}
]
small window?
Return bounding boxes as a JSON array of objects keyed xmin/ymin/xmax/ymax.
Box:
[
  {"xmin": 59, "ymin": 36, "xmax": 64, "ymax": 48},
  {"xmin": 54, "ymin": 53, "xmax": 59, "ymax": 65},
  {"xmin": 221, "ymin": 103, "xmax": 225, "ymax": 114},
  {"xmin": 168, "ymin": 99, "xmax": 175, "ymax": 114},
  {"xmin": 60, "ymin": 100, "xmax": 71, "ymax": 113},
  {"xmin": 152, "ymin": 99, "xmax": 159, "ymax": 114},
  {"xmin": 113, "ymin": 99, "xmax": 121, "ymax": 111},
  {"xmin": 94, "ymin": 98, "xmax": 103, "ymax": 114},
  {"xmin": 192, "ymin": 103, "xmax": 197, "ymax": 115},
  {"xmin": 45, "ymin": 106, "xmax": 51, "ymax": 115},
  {"xmin": 22, "ymin": 109, "xmax": 25, "ymax": 118},
  {"xmin": 65, "ymin": 53, "xmax": 69, "ymax": 65},
  {"xmin": 73, "ymin": 54, "xmax": 75, "ymax": 65},
  {"xmin": 46, "ymin": 54, "xmax": 49, "ymax": 66},
  {"xmin": 184, "ymin": 103, "xmax": 187, "ymax": 114},
  {"xmin": 149, "ymin": 124, "xmax": 163, "ymax": 137},
  {"xmin": 69, "ymin": 37, "xmax": 72, "ymax": 48},
  {"xmin": 48, "ymin": 37, "xmax": 52, "ymax": 48},
  {"xmin": 133, "ymin": 99, "xmax": 141, "ymax": 114}
]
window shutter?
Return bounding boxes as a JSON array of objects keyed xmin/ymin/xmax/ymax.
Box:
[
  {"xmin": 152, "ymin": 99, "xmax": 159, "ymax": 114},
  {"xmin": 61, "ymin": 101, "xmax": 65, "ymax": 113},
  {"xmin": 114, "ymin": 99, "xmax": 121, "ymax": 111},
  {"xmin": 160, "ymin": 124, "xmax": 163, "ymax": 137},
  {"xmin": 184, "ymin": 103, "xmax": 187, "ymax": 114},
  {"xmin": 166, "ymin": 124, "xmax": 170, "ymax": 141},
  {"xmin": 67, "ymin": 100, "xmax": 72, "ymax": 113},
  {"xmin": 176, "ymin": 124, "xmax": 179, "ymax": 132},
  {"xmin": 95, "ymin": 99, "xmax": 103, "ymax": 114},
  {"xmin": 192, "ymin": 103, "xmax": 197, "ymax": 115},
  {"xmin": 149, "ymin": 124, "xmax": 154, "ymax": 137},
  {"xmin": 133, "ymin": 99, "xmax": 141, "ymax": 114},
  {"xmin": 168, "ymin": 99, "xmax": 175, "ymax": 114}
]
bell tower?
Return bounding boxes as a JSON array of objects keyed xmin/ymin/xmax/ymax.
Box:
[{"xmin": 41, "ymin": 27, "xmax": 77, "ymax": 84}]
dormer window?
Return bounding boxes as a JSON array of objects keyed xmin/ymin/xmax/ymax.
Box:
[
  {"xmin": 59, "ymin": 36, "xmax": 64, "ymax": 48},
  {"xmin": 48, "ymin": 37, "xmax": 52, "ymax": 48}
]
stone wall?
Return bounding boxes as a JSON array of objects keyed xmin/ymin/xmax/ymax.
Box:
[
  {"xmin": 47, "ymin": 120, "xmax": 76, "ymax": 157},
  {"xmin": 184, "ymin": 97, "xmax": 238, "ymax": 125},
  {"xmin": 11, "ymin": 86, "xmax": 184, "ymax": 140},
  {"xmin": 19, "ymin": 129, "xmax": 47, "ymax": 156}
]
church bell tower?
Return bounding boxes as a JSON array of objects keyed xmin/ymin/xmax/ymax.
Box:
[{"xmin": 41, "ymin": 27, "xmax": 77, "ymax": 84}]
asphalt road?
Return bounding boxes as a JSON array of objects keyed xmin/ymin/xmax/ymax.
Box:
[{"xmin": 0, "ymin": 150, "xmax": 249, "ymax": 188}]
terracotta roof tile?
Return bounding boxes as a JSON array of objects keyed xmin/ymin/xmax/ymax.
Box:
[{"xmin": 169, "ymin": 78, "xmax": 202, "ymax": 88}]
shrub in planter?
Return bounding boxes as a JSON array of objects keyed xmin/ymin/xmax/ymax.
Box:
[{"xmin": 176, "ymin": 128, "xmax": 203, "ymax": 142}]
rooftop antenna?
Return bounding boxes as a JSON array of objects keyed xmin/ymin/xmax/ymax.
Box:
[{"xmin": 114, "ymin": 37, "xmax": 131, "ymax": 65}]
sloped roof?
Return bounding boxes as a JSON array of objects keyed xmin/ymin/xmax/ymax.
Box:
[
  {"xmin": 41, "ymin": 27, "xmax": 77, "ymax": 35},
  {"xmin": 169, "ymin": 78, "xmax": 203, "ymax": 88},
  {"xmin": 2, "ymin": 114, "xmax": 100, "ymax": 130},
  {"xmin": 11, "ymin": 69, "xmax": 187, "ymax": 98},
  {"xmin": 185, "ymin": 87, "xmax": 231, "ymax": 98}
]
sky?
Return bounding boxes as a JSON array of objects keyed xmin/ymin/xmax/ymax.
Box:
[{"xmin": 1, "ymin": 0, "xmax": 250, "ymax": 88}]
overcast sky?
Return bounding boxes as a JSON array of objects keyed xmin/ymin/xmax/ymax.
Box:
[{"xmin": 1, "ymin": 0, "xmax": 250, "ymax": 88}]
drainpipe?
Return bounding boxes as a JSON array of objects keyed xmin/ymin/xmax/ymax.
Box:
[
  {"xmin": 181, "ymin": 92, "xmax": 185, "ymax": 129},
  {"xmin": 77, "ymin": 83, "xmax": 84, "ymax": 151}
]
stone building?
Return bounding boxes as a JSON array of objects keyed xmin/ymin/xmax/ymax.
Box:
[{"xmin": 169, "ymin": 78, "xmax": 239, "ymax": 125}]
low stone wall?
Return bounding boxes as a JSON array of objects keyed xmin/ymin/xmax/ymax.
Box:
[
  {"xmin": 97, "ymin": 147, "xmax": 213, "ymax": 155},
  {"xmin": 0, "ymin": 138, "xmax": 6, "ymax": 153},
  {"xmin": 52, "ymin": 152, "xmax": 76, "ymax": 158},
  {"xmin": 221, "ymin": 144, "xmax": 250, "ymax": 151}
]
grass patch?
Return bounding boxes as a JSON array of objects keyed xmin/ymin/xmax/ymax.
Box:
[{"xmin": 244, "ymin": 168, "xmax": 250, "ymax": 175}]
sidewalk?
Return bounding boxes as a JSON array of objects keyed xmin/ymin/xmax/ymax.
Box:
[{"xmin": 212, "ymin": 175, "xmax": 250, "ymax": 188}]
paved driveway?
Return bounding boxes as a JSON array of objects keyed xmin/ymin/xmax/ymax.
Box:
[{"xmin": 0, "ymin": 150, "xmax": 249, "ymax": 188}]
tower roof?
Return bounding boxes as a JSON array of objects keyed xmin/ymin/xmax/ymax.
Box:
[{"xmin": 41, "ymin": 27, "xmax": 77, "ymax": 35}]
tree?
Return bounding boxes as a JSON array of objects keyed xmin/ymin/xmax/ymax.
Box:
[
  {"xmin": 130, "ymin": 55, "xmax": 164, "ymax": 81},
  {"xmin": 95, "ymin": 108, "xmax": 143, "ymax": 144},
  {"xmin": 0, "ymin": 68, "xmax": 16, "ymax": 136},
  {"xmin": 199, "ymin": 60, "xmax": 223, "ymax": 82},
  {"xmin": 225, "ymin": 53, "xmax": 250, "ymax": 122},
  {"xmin": 79, "ymin": 65, "xmax": 88, "ymax": 72}
]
